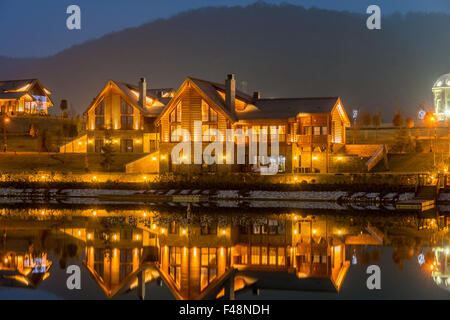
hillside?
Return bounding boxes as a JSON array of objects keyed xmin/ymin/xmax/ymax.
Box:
[{"xmin": 1, "ymin": 2, "xmax": 450, "ymax": 118}]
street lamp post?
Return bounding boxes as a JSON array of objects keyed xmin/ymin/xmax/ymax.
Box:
[{"xmin": 3, "ymin": 116, "xmax": 9, "ymax": 153}]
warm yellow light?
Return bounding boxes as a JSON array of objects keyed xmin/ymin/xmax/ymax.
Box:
[
  {"xmin": 294, "ymin": 216, "xmax": 297, "ymax": 220},
  {"xmin": 161, "ymin": 155, "xmax": 166, "ymax": 160},
  {"xmin": 113, "ymin": 139, "xmax": 118, "ymax": 144},
  {"xmin": 312, "ymin": 156, "xmax": 318, "ymax": 160},
  {"xmin": 152, "ymin": 157, "xmax": 157, "ymax": 161},
  {"xmin": 294, "ymin": 229, "xmax": 297, "ymax": 235},
  {"xmin": 113, "ymin": 234, "xmax": 117, "ymax": 240},
  {"xmin": 338, "ymin": 229, "xmax": 342, "ymax": 235},
  {"xmin": 294, "ymin": 177, "xmax": 298, "ymax": 181},
  {"xmin": 143, "ymin": 212, "xmax": 146, "ymax": 217},
  {"xmin": 161, "ymin": 228, "xmax": 165, "ymax": 234},
  {"xmin": 88, "ymin": 233, "xmax": 92, "ymax": 240},
  {"xmin": 41, "ymin": 175, "xmax": 45, "ymax": 180},
  {"xmin": 337, "ymin": 156, "xmax": 343, "ymax": 161},
  {"xmin": 4, "ymin": 117, "xmax": 10, "ymax": 124},
  {"xmin": 41, "ymin": 210, "xmax": 45, "ymax": 215},
  {"xmin": 136, "ymin": 234, "xmax": 140, "ymax": 240},
  {"xmin": 4, "ymin": 258, "xmax": 8, "ymax": 263},
  {"xmin": 78, "ymin": 230, "xmax": 81, "ymax": 236},
  {"xmin": 92, "ymin": 176, "xmax": 97, "ymax": 181},
  {"xmin": 143, "ymin": 176, "xmax": 147, "ymax": 180},
  {"xmin": 88, "ymin": 140, "xmax": 93, "ymax": 144},
  {"xmin": 135, "ymin": 139, "xmax": 141, "ymax": 143},
  {"xmin": 182, "ymin": 229, "xmax": 186, "ymax": 235},
  {"xmin": 152, "ymin": 224, "xmax": 156, "ymax": 229},
  {"xmin": 312, "ymin": 229, "xmax": 317, "ymax": 234},
  {"xmin": 78, "ymin": 141, "xmax": 82, "ymax": 145},
  {"xmin": 293, "ymin": 156, "xmax": 298, "ymax": 160},
  {"xmin": 93, "ymin": 211, "xmax": 97, "ymax": 216}
]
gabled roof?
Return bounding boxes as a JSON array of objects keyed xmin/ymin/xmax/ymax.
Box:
[
  {"xmin": 156, "ymin": 77, "xmax": 252, "ymax": 123},
  {"xmin": 0, "ymin": 78, "xmax": 53, "ymax": 106},
  {"xmin": 237, "ymin": 97, "xmax": 341, "ymax": 120},
  {"xmin": 84, "ymin": 80, "xmax": 173, "ymax": 116},
  {"xmin": 0, "ymin": 92, "xmax": 34, "ymax": 101}
]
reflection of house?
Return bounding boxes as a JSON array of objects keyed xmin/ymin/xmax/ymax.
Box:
[
  {"xmin": 0, "ymin": 79, "xmax": 53, "ymax": 115},
  {"xmin": 82, "ymin": 226, "xmax": 159, "ymax": 298},
  {"xmin": 430, "ymin": 247, "xmax": 450, "ymax": 290},
  {"xmin": 154, "ymin": 214, "xmax": 356, "ymax": 299}
]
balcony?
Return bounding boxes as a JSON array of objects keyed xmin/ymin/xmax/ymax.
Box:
[{"xmin": 297, "ymin": 135, "xmax": 331, "ymax": 145}]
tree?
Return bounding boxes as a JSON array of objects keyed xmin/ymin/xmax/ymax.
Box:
[
  {"xmin": 37, "ymin": 129, "xmax": 49, "ymax": 153},
  {"xmin": 29, "ymin": 123, "xmax": 40, "ymax": 137},
  {"xmin": 60, "ymin": 99, "xmax": 68, "ymax": 118},
  {"xmin": 393, "ymin": 112, "xmax": 404, "ymax": 128},
  {"xmin": 361, "ymin": 112, "xmax": 372, "ymax": 139},
  {"xmin": 391, "ymin": 127, "xmax": 414, "ymax": 153},
  {"xmin": 372, "ymin": 113, "xmax": 381, "ymax": 140},
  {"xmin": 405, "ymin": 117, "xmax": 414, "ymax": 136},
  {"xmin": 100, "ymin": 130, "xmax": 114, "ymax": 171}
]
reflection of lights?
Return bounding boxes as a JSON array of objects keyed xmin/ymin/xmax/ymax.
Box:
[
  {"xmin": 436, "ymin": 276, "xmax": 442, "ymax": 285},
  {"xmin": 418, "ymin": 253, "xmax": 425, "ymax": 265}
]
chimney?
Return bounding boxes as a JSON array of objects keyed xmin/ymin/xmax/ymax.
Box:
[
  {"xmin": 253, "ymin": 91, "xmax": 261, "ymax": 100},
  {"xmin": 225, "ymin": 74, "xmax": 236, "ymax": 115},
  {"xmin": 139, "ymin": 77, "xmax": 146, "ymax": 109}
]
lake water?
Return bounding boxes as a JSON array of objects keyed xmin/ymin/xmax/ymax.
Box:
[{"xmin": 0, "ymin": 204, "xmax": 448, "ymax": 300}]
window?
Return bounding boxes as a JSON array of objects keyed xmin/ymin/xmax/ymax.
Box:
[
  {"xmin": 269, "ymin": 247, "xmax": 277, "ymax": 265},
  {"xmin": 169, "ymin": 247, "xmax": 181, "ymax": 287},
  {"xmin": 170, "ymin": 102, "xmax": 182, "ymax": 123},
  {"xmin": 277, "ymin": 247, "xmax": 285, "ymax": 266},
  {"xmin": 200, "ymin": 248, "xmax": 217, "ymax": 291},
  {"xmin": 95, "ymin": 100, "xmax": 105, "ymax": 130},
  {"xmin": 202, "ymin": 101, "xmax": 217, "ymax": 122},
  {"xmin": 121, "ymin": 116, "xmax": 133, "ymax": 130},
  {"xmin": 270, "ymin": 125, "xmax": 286, "ymax": 142},
  {"xmin": 200, "ymin": 220, "xmax": 217, "ymax": 235},
  {"xmin": 121, "ymin": 98, "xmax": 133, "ymax": 115},
  {"xmin": 303, "ymin": 126, "xmax": 311, "ymax": 135},
  {"xmin": 268, "ymin": 219, "xmax": 278, "ymax": 235},
  {"xmin": 313, "ymin": 126, "xmax": 321, "ymax": 135},
  {"xmin": 321, "ymin": 126, "xmax": 328, "ymax": 135},
  {"xmin": 169, "ymin": 221, "xmax": 179, "ymax": 234},
  {"xmin": 120, "ymin": 139, "xmax": 133, "ymax": 152},
  {"xmin": 170, "ymin": 124, "xmax": 182, "ymax": 142},
  {"xmin": 95, "ymin": 139, "xmax": 104, "ymax": 153},
  {"xmin": 202, "ymin": 124, "xmax": 218, "ymax": 142},
  {"xmin": 251, "ymin": 246, "xmax": 260, "ymax": 265}
]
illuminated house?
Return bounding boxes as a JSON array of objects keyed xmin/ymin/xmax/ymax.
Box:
[
  {"xmin": 61, "ymin": 78, "xmax": 174, "ymax": 153},
  {"xmin": 143, "ymin": 74, "xmax": 351, "ymax": 174},
  {"xmin": 0, "ymin": 79, "xmax": 53, "ymax": 115},
  {"xmin": 124, "ymin": 74, "xmax": 384, "ymax": 174},
  {"xmin": 433, "ymin": 73, "xmax": 450, "ymax": 120}
]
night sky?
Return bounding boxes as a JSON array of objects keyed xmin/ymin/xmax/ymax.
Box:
[{"xmin": 1, "ymin": 0, "xmax": 450, "ymax": 58}]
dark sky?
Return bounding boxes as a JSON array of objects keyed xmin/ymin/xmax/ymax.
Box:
[{"xmin": 1, "ymin": 0, "xmax": 450, "ymax": 58}]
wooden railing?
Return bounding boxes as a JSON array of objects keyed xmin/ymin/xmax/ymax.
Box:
[{"xmin": 297, "ymin": 135, "xmax": 330, "ymax": 145}]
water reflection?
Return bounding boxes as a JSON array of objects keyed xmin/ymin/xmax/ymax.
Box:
[{"xmin": 0, "ymin": 206, "xmax": 448, "ymax": 299}]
